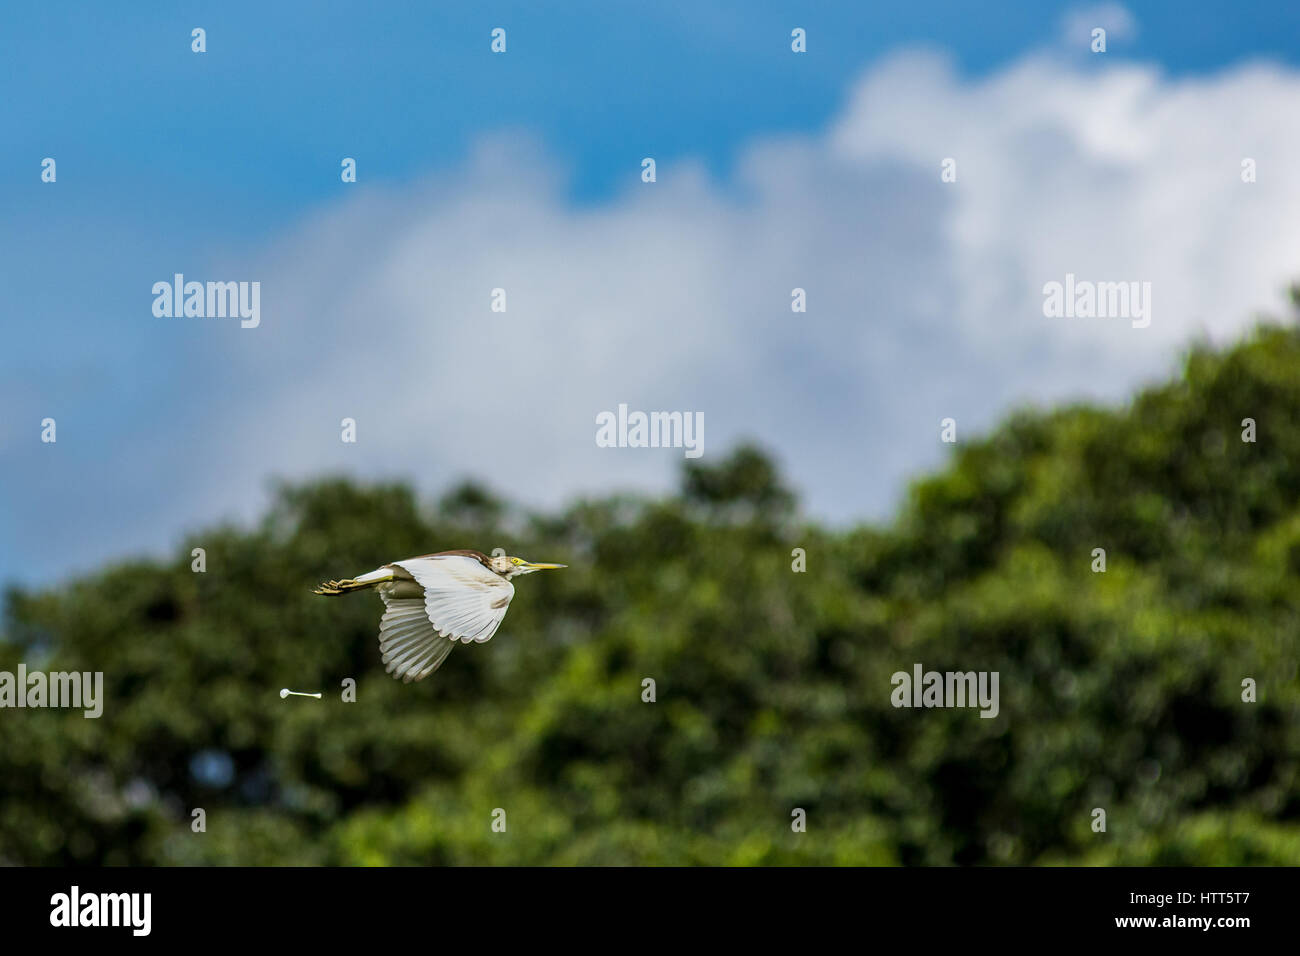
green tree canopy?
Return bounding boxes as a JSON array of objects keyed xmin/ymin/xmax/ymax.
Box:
[{"xmin": 2, "ymin": 325, "xmax": 1298, "ymax": 864}]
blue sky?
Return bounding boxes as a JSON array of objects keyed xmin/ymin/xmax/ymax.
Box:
[
  {"xmin": 6, "ymin": 1, "xmax": 1299, "ymax": 214},
  {"xmin": 5, "ymin": 1, "xmax": 1300, "ymax": 590}
]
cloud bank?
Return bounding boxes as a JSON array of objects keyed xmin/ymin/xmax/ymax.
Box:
[{"xmin": 12, "ymin": 45, "xmax": 1300, "ymax": 585}]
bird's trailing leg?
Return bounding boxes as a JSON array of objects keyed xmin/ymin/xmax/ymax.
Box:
[
  {"xmin": 313, "ymin": 567, "xmax": 395, "ymax": 596},
  {"xmin": 313, "ymin": 578, "xmax": 373, "ymax": 596},
  {"xmin": 314, "ymin": 579, "xmax": 360, "ymax": 595}
]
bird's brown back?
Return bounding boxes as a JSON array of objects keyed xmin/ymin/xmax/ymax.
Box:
[{"xmin": 390, "ymin": 550, "xmax": 493, "ymax": 569}]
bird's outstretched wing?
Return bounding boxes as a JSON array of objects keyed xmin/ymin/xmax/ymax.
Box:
[
  {"xmin": 393, "ymin": 554, "xmax": 516, "ymax": 645},
  {"xmin": 377, "ymin": 597, "xmax": 458, "ymax": 682},
  {"xmin": 374, "ymin": 556, "xmax": 515, "ymax": 683}
]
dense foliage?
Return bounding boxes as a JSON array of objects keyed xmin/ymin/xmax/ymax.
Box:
[{"xmin": 3, "ymin": 325, "xmax": 1299, "ymax": 864}]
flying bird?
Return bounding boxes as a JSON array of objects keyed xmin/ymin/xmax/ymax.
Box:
[{"xmin": 314, "ymin": 550, "xmax": 565, "ymax": 682}]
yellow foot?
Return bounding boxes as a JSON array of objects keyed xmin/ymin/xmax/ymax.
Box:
[{"xmin": 314, "ymin": 578, "xmax": 360, "ymax": 596}]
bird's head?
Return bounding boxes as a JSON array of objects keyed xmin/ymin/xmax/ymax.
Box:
[{"xmin": 490, "ymin": 554, "xmax": 567, "ymax": 579}]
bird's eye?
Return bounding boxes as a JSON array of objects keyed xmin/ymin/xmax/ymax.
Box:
[{"xmin": 511, "ymin": 557, "xmax": 522, "ymax": 565}]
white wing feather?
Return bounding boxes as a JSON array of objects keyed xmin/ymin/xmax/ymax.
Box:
[
  {"xmin": 377, "ymin": 597, "xmax": 456, "ymax": 682},
  {"xmin": 393, "ymin": 555, "xmax": 515, "ymax": 645}
]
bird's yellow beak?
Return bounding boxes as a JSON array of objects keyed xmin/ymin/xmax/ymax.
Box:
[{"xmin": 521, "ymin": 561, "xmax": 566, "ymax": 570}]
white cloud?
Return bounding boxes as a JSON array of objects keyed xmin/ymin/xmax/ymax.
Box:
[{"xmin": 19, "ymin": 47, "xmax": 1300, "ymax": 585}]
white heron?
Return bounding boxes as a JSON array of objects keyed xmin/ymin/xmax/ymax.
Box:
[{"xmin": 315, "ymin": 550, "xmax": 565, "ymax": 682}]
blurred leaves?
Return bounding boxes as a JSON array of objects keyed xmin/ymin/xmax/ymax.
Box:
[{"xmin": 3, "ymin": 328, "xmax": 1300, "ymax": 864}]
